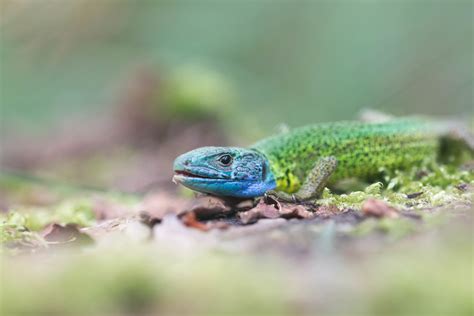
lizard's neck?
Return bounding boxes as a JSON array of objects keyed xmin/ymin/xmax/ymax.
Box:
[
  {"xmin": 253, "ymin": 149, "xmax": 299, "ymax": 194},
  {"xmin": 263, "ymin": 154, "xmax": 302, "ymax": 194}
]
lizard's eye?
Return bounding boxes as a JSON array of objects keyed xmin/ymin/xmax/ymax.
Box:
[{"xmin": 217, "ymin": 154, "xmax": 233, "ymax": 166}]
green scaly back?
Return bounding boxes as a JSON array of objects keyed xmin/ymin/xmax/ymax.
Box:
[{"xmin": 252, "ymin": 118, "xmax": 441, "ymax": 193}]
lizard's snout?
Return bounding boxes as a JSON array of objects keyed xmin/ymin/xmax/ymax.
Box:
[{"xmin": 173, "ymin": 153, "xmax": 190, "ymax": 172}]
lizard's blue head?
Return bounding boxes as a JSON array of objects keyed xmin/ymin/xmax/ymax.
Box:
[{"xmin": 173, "ymin": 146, "xmax": 276, "ymax": 198}]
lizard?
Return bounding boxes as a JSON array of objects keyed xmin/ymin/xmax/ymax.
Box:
[{"xmin": 172, "ymin": 116, "xmax": 473, "ymax": 202}]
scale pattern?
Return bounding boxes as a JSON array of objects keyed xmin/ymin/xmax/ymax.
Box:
[{"xmin": 252, "ymin": 118, "xmax": 441, "ymax": 193}]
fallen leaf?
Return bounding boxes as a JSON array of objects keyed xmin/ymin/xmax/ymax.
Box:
[
  {"xmin": 263, "ymin": 194, "xmax": 282, "ymax": 211},
  {"xmin": 279, "ymin": 204, "xmax": 315, "ymax": 219},
  {"xmin": 362, "ymin": 199, "xmax": 399, "ymax": 218},
  {"xmin": 187, "ymin": 196, "xmax": 233, "ymax": 220},
  {"xmin": 238, "ymin": 199, "xmax": 280, "ymax": 224},
  {"xmin": 41, "ymin": 223, "xmax": 94, "ymax": 246},
  {"xmin": 180, "ymin": 212, "xmax": 210, "ymax": 231}
]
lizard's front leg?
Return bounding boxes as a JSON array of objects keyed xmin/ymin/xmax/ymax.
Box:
[{"xmin": 266, "ymin": 156, "xmax": 338, "ymax": 202}]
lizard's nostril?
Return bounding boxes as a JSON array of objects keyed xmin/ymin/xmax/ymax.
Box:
[{"xmin": 183, "ymin": 160, "xmax": 190, "ymax": 166}]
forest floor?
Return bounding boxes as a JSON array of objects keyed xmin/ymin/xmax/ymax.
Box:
[{"xmin": 1, "ymin": 105, "xmax": 473, "ymax": 316}]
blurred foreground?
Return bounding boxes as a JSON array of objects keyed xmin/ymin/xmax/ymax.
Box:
[
  {"xmin": 1, "ymin": 178, "xmax": 473, "ymax": 315},
  {"xmin": 2, "ymin": 215, "xmax": 472, "ymax": 316}
]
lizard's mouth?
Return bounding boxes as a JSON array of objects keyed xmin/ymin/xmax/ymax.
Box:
[
  {"xmin": 173, "ymin": 170, "xmax": 211, "ymax": 179},
  {"xmin": 172, "ymin": 168, "xmax": 229, "ymax": 185}
]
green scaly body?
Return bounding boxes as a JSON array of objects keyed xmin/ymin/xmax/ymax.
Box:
[
  {"xmin": 252, "ymin": 118, "xmax": 440, "ymax": 193},
  {"xmin": 173, "ymin": 117, "xmax": 471, "ymax": 199}
]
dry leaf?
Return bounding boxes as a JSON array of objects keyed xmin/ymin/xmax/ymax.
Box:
[
  {"xmin": 238, "ymin": 199, "xmax": 280, "ymax": 224},
  {"xmin": 187, "ymin": 196, "xmax": 233, "ymax": 220},
  {"xmin": 42, "ymin": 223, "xmax": 94, "ymax": 246},
  {"xmin": 180, "ymin": 212, "xmax": 210, "ymax": 231},
  {"xmin": 279, "ymin": 204, "xmax": 315, "ymax": 219}
]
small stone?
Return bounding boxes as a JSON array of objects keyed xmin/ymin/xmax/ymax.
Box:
[
  {"xmin": 280, "ymin": 204, "xmax": 315, "ymax": 219},
  {"xmin": 406, "ymin": 192, "xmax": 423, "ymax": 199},
  {"xmin": 362, "ymin": 199, "xmax": 399, "ymax": 218}
]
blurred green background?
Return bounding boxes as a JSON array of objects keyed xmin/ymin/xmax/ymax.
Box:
[{"xmin": 2, "ymin": 0, "xmax": 472, "ymax": 133}]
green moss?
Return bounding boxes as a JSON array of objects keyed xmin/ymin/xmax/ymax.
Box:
[
  {"xmin": 1, "ymin": 198, "xmax": 104, "ymax": 248},
  {"xmin": 319, "ymin": 162, "xmax": 472, "ymax": 210},
  {"xmin": 0, "ymin": 172, "xmax": 141, "ymax": 247},
  {"xmin": 0, "ymin": 212, "xmax": 46, "ymax": 250},
  {"xmin": 319, "ymin": 162, "xmax": 472, "ymax": 237},
  {"xmin": 0, "ymin": 199, "xmax": 97, "ymax": 251},
  {"xmin": 2, "ymin": 198, "xmax": 96, "ymax": 233}
]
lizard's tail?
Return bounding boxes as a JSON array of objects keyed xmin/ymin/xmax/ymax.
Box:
[
  {"xmin": 436, "ymin": 119, "xmax": 474, "ymax": 165},
  {"xmin": 440, "ymin": 119, "xmax": 474, "ymax": 152}
]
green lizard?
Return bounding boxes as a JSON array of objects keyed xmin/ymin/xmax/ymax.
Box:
[{"xmin": 173, "ymin": 116, "xmax": 473, "ymax": 201}]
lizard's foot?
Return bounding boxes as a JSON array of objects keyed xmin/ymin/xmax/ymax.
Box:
[
  {"xmin": 264, "ymin": 190, "xmax": 279, "ymax": 200},
  {"xmin": 264, "ymin": 190, "xmax": 300, "ymax": 203}
]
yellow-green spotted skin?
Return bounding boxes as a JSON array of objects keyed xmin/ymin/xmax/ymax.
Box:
[{"xmin": 252, "ymin": 118, "xmax": 440, "ymax": 193}]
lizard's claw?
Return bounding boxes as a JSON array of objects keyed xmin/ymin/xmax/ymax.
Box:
[
  {"xmin": 264, "ymin": 190, "xmax": 278, "ymax": 202},
  {"xmin": 291, "ymin": 194, "xmax": 301, "ymax": 204}
]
